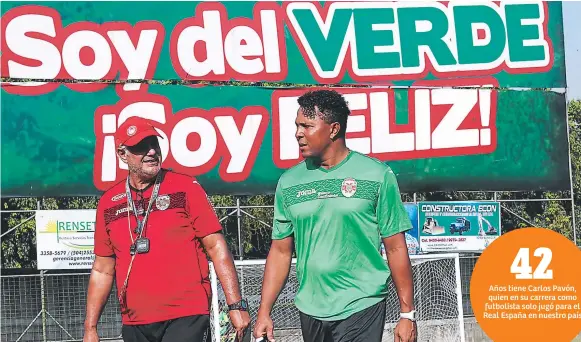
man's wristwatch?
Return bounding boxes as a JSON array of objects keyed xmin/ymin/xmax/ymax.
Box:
[
  {"xmin": 400, "ymin": 310, "xmax": 417, "ymax": 321},
  {"xmin": 228, "ymin": 299, "xmax": 249, "ymax": 312}
]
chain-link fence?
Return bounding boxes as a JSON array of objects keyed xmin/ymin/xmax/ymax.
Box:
[
  {"xmin": 212, "ymin": 255, "xmax": 469, "ymax": 342},
  {"xmin": 1, "ymin": 254, "xmax": 478, "ymax": 342},
  {"xmin": 1, "ymin": 272, "xmax": 122, "ymax": 342},
  {"xmin": 2, "ymin": 196, "xmax": 576, "ymax": 342},
  {"xmin": 210, "ymin": 261, "xmax": 303, "ymax": 342},
  {"xmin": 0, "ymin": 198, "xmax": 482, "ymax": 342}
]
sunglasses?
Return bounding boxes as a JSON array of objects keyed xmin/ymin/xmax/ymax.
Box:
[{"xmin": 125, "ymin": 136, "xmax": 160, "ymax": 155}]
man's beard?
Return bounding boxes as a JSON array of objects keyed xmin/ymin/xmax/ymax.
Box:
[{"xmin": 128, "ymin": 158, "xmax": 160, "ymax": 182}]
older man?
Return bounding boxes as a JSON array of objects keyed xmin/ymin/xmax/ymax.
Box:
[
  {"xmin": 84, "ymin": 117, "xmax": 250, "ymax": 342},
  {"xmin": 254, "ymin": 90, "xmax": 417, "ymax": 342}
]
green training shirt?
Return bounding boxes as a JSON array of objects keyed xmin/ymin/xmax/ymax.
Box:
[{"xmin": 272, "ymin": 150, "xmax": 412, "ymax": 321}]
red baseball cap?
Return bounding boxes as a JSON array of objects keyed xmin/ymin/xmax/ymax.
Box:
[{"xmin": 115, "ymin": 117, "xmax": 163, "ymax": 147}]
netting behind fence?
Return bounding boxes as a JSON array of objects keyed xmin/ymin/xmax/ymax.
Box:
[
  {"xmin": 1, "ymin": 273, "xmax": 122, "ymax": 342},
  {"xmin": 210, "ymin": 254, "xmax": 465, "ymax": 342},
  {"xmin": 1, "ymin": 254, "xmax": 469, "ymax": 342}
]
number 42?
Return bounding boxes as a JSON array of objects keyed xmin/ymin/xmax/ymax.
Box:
[{"xmin": 510, "ymin": 247, "xmax": 553, "ymax": 280}]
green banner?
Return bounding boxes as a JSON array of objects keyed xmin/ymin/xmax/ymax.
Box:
[
  {"xmin": 0, "ymin": 1, "xmax": 570, "ymax": 197},
  {"xmin": 418, "ymin": 201, "xmax": 502, "ymax": 252},
  {"xmin": 1, "ymin": 84, "xmax": 570, "ymax": 197},
  {"xmin": 0, "ymin": 1, "xmax": 566, "ymax": 88}
]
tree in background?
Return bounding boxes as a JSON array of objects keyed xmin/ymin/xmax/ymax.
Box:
[{"xmin": 566, "ymin": 99, "xmax": 581, "ymax": 240}]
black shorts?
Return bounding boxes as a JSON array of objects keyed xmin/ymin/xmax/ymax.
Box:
[
  {"xmin": 121, "ymin": 314, "xmax": 210, "ymax": 342},
  {"xmin": 299, "ymin": 299, "xmax": 387, "ymax": 342}
]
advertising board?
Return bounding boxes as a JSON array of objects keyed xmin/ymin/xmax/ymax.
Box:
[
  {"xmin": 1, "ymin": 1, "xmax": 569, "ymax": 197},
  {"xmin": 418, "ymin": 201, "xmax": 501, "ymax": 252},
  {"xmin": 35, "ymin": 210, "xmax": 96, "ymax": 269}
]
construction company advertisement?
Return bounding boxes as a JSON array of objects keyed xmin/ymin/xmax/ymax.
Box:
[
  {"xmin": 35, "ymin": 210, "xmax": 96, "ymax": 269},
  {"xmin": 419, "ymin": 201, "xmax": 501, "ymax": 252},
  {"xmin": 1, "ymin": 1, "xmax": 569, "ymax": 197}
]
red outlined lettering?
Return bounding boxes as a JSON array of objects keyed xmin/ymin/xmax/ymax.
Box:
[
  {"xmin": 103, "ymin": 21, "xmax": 165, "ymax": 97},
  {"xmin": 271, "ymin": 80, "xmax": 498, "ymax": 169},
  {"xmin": 93, "ymin": 93, "xmax": 269, "ymax": 191},
  {"xmin": 1, "ymin": 5, "xmax": 165, "ymax": 96},
  {"xmin": 404, "ymin": 77, "xmax": 499, "ymax": 160},
  {"xmin": 169, "ymin": 1, "xmax": 287, "ymax": 84},
  {"xmin": 283, "ymin": 1, "xmax": 552, "ymax": 85}
]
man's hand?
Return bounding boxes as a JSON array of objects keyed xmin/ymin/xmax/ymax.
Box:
[
  {"xmin": 202, "ymin": 233, "xmax": 250, "ymax": 340},
  {"xmin": 83, "ymin": 327, "xmax": 100, "ymax": 342},
  {"xmin": 394, "ymin": 318, "xmax": 417, "ymax": 342},
  {"xmin": 253, "ymin": 311, "xmax": 275, "ymax": 341},
  {"xmin": 229, "ymin": 309, "xmax": 251, "ymax": 341}
]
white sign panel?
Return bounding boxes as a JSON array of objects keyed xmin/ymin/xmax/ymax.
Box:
[{"xmin": 35, "ymin": 210, "xmax": 96, "ymax": 270}]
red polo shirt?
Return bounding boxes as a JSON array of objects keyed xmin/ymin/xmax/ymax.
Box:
[{"xmin": 93, "ymin": 170, "xmax": 223, "ymax": 325}]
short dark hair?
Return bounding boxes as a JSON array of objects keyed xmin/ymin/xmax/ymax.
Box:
[{"xmin": 297, "ymin": 89, "xmax": 350, "ymax": 138}]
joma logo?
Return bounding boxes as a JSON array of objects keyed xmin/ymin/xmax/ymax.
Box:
[
  {"xmin": 297, "ymin": 189, "xmax": 316, "ymax": 197},
  {"xmin": 115, "ymin": 207, "xmax": 129, "ymax": 216}
]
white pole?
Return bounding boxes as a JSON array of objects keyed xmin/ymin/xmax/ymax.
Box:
[
  {"xmin": 454, "ymin": 255, "xmax": 466, "ymax": 342},
  {"xmin": 564, "ymin": 93, "xmax": 578, "ymax": 246},
  {"xmin": 209, "ymin": 262, "xmax": 221, "ymax": 342}
]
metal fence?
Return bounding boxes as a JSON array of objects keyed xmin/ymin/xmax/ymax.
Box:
[
  {"xmin": 1, "ymin": 255, "xmax": 479, "ymax": 342},
  {"xmin": 2, "ymin": 195, "xmax": 576, "ymax": 342},
  {"xmin": 1, "ymin": 272, "xmax": 120, "ymax": 342},
  {"xmin": 211, "ymin": 254, "xmax": 470, "ymax": 342}
]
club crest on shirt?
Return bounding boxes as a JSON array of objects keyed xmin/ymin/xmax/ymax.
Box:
[
  {"xmin": 341, "ymin": 177, "xmax": 357, "ymax": 198},
  {"xmin": 155, "ymin": 195, "xmax": 170, "ymax": 211}
]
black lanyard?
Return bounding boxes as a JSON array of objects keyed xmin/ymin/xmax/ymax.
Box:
[{"xmin": 125, "ymin": 170, "xmax": 162, "ymax": 238}]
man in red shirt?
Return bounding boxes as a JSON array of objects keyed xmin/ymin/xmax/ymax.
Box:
[{"xmin": 84, "ymin": 117, "xmax": 250, "ymax": 342}]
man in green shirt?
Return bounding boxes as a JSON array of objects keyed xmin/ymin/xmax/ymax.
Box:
[{"xmin": 253, "ymin": 90, "xmax": 417, "ymax": 342}]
